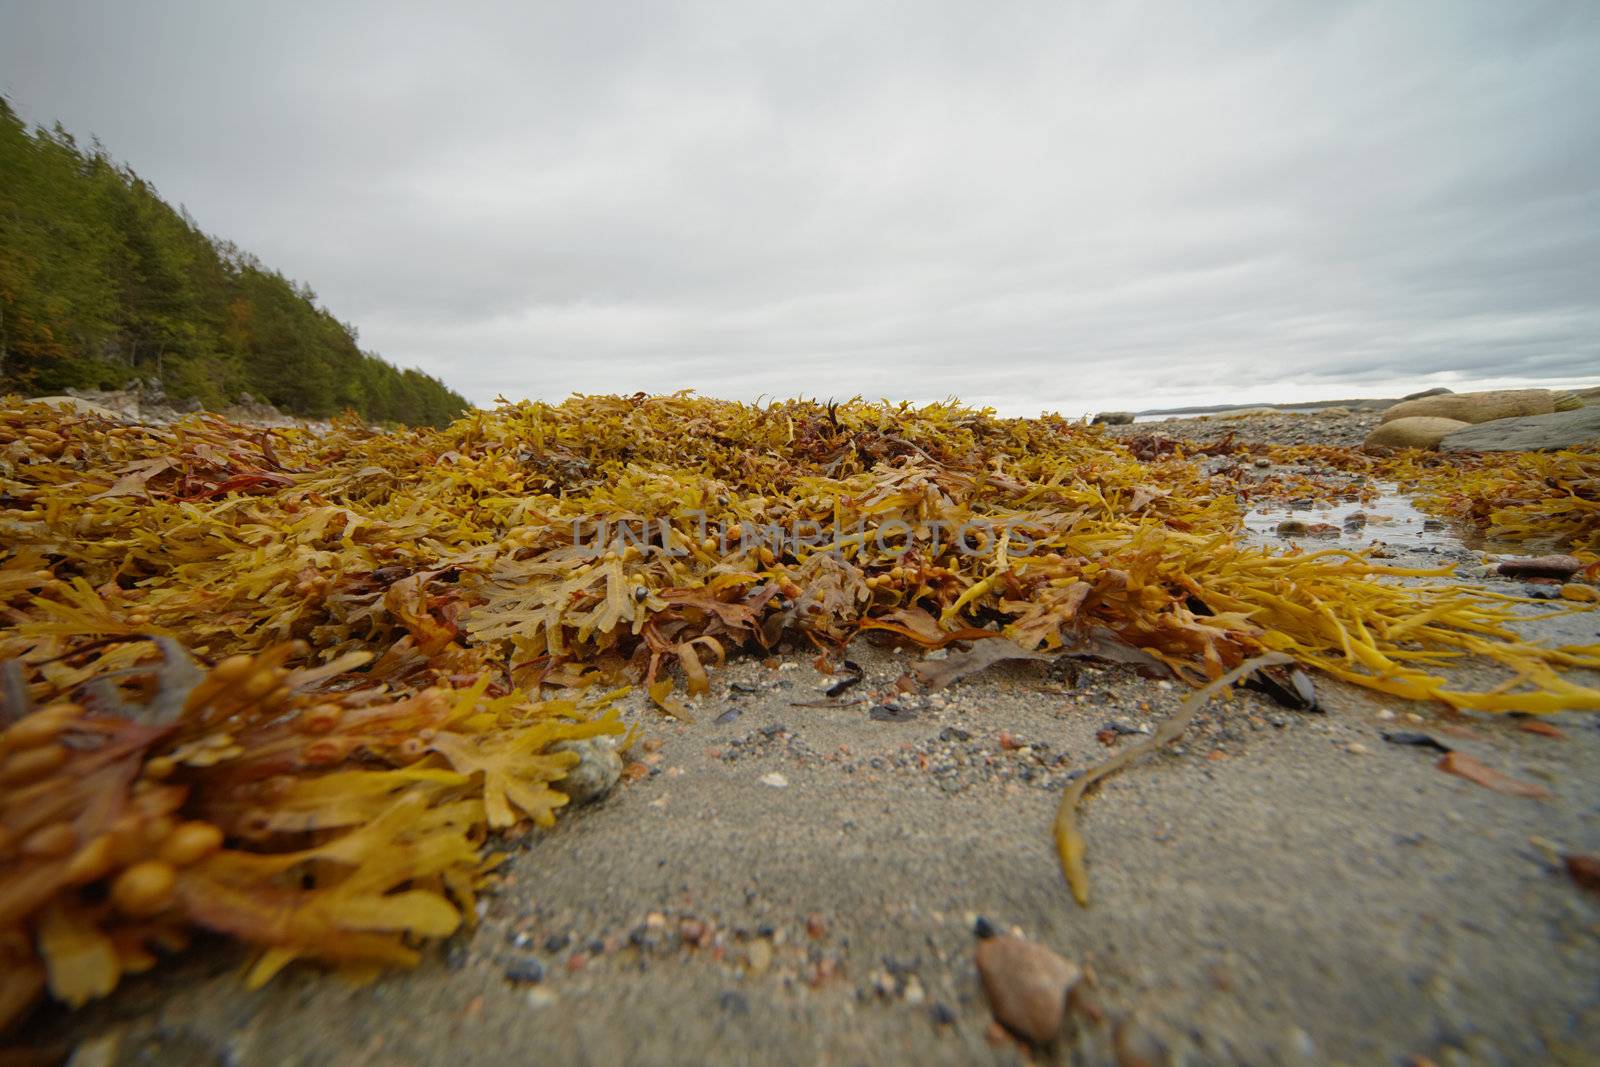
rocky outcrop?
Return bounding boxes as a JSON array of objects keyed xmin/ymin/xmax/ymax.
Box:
[
  {"xmin": 1381, "ymin": 388, "xmax": 1580, "ymax": 425},
  {"xmin": 18, "ymin": 386, "xmax": 302, "ymax": 427},
  {"xmin": 1400, "ymin": 386, "xmax": 1453, "ymax": 401},
  {"xmin": 1091, "ymin": 411, "xmax": 1134, "ymax": 425},
  {"xmin": 1439, "ymin": 407, "xmax": 1600, "ymax": 452},
  {"xmin": 1362, "ymin": 417, "xmax": 1471, "ymax": 451}
]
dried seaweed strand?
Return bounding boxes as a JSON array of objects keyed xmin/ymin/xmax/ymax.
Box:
[{"xmin": 1053, "ymin": 652, "xmax": 1294, "ymax": 907}]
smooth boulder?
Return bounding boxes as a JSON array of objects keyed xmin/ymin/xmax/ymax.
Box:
[
  {"xmin": 1363, "ymin": 417, "xmax": 1470, "ymax": 451},
  {"xmin": 1439, "ymin": 407, "xmax": 1600, "ymax": 453},
  {"xmin": 1400, "ymin": 386, "xmax": 1454, "ymax": 400},
  {"xmin": 1091, "ymin": 411, "xmax": 1134, "ymax": 426},
  {"xmin": 1381, "ymin": 388, "xmax": 1579, "ymax": 425}
]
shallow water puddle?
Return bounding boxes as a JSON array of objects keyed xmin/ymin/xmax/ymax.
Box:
[{"xmin": 1241, "ymin": 485, "xmax": 1486, "ymax": 554}]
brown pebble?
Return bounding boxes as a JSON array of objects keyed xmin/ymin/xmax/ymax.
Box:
[
  {"xmin": 976, "ymin": 934, "xmax": 1081, "ymax": 1044},
  {"xmin": 1496, "ymin": 554, "xmax": 1581, "ymax": 580},
  {"xmin": 1069, "ymin": 985, "xmax": 1106, "ymax": 1024},
  {"xmin": 1565, "ymin": 854, "xmax": 1600, "ymax": 893},
  {"xmin": 806, "ymin": 913, "xmax": 827, "ymax": 939},
  {"xmin": 1114, "ymin": 1018, "xmax": 1168, "ymax": 1066},
  {"xmin": 808, "ymin": 957, "xmax": 839, "ymax": 987}
]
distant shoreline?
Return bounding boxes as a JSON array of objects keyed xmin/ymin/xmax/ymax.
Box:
[
  {"xmin": 1135, "ymin": 397, "xmax": 1379, "ymax": 417},
  {"xmin": 1136, "ymin": 382, "xmax": 1600, "ymax": 419}
]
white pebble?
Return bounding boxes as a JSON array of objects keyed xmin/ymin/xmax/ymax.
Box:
[{"xmin": 760, "ymin": 772, "xmax": 790, "ymax": 788}]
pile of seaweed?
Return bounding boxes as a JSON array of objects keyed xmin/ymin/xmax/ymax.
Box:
[
  {"xmin": 1370, "ymin": 448, "xmax": 1597, "ymax": 552},
  {"xmin": 1128, "ymin": 432, "xmax": 1600, "ymax": 554},
  {"xmin": 2, "ymin": 394, "xmax": 1597, "ymax": 1027}
]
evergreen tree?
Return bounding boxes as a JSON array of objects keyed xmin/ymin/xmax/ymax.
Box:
[{"xmin": 0, "ymin": 98, "xmax": 469, "ymax": 426}]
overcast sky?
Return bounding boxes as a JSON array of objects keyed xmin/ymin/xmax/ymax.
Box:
[{"xmin": 3, "ymin": 1, "xmax": 1597, "ymax": 416}]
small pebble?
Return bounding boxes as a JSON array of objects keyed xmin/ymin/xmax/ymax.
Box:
[
  {"xmin": 747, "ymin": 939, "xmax": 773, "ymax": 976},
  {"xmin": 504, "ymin": 957, "xmax": 545, "ymax": 984},
  {"xmin": 1114, "ymin": 1018, "xmax": 1168, "ymax": 1066},
  {"xmin": 975, "ymin": 934, "xmax": 1081, "ymax": 1044},
  {"xmin": 550, "ymin": 737, "xmax": 622, "ymax": 803},
  {"xmin": 759, "ymin": 772, "xmax": 789, "ymax": 788}
]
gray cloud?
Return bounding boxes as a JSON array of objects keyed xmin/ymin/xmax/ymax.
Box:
[{"xmin": 3, "ymin": 0, "xmax": 1597, "ymax": 415}]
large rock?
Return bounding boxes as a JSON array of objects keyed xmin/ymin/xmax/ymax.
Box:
[
  {"xmin": 1091, "ymin": 411, "xmax": 1134, "ymax": 426},
  {"xmin": 1381, "ymin": 388, "xmax": 1579, "ymax": 425},
  {"xmin": 1439, "ymin": 406, "xmax": 1600, "ymax": 452},
  {"xmin": 1401, "ymin": 386, "xmax": 1453, "ymax": 400},
  {"xmin": 1363, "ymin": 417, "xmax": 1470, "ymax": 451}
]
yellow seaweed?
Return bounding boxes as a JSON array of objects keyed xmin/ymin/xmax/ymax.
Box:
[{"xmin": 1, "ymin": 393, "xmax": 1597, "ymax": 1028}]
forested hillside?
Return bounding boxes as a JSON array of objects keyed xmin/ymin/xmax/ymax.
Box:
[{"xmin": 0, "ymin": 98, "xmax": 467, "ymax": 425}]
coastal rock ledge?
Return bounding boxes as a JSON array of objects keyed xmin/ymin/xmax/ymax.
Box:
[{"xmin": 1439, "ymin": 407, "xmax": 1600, "ymax": 452}]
